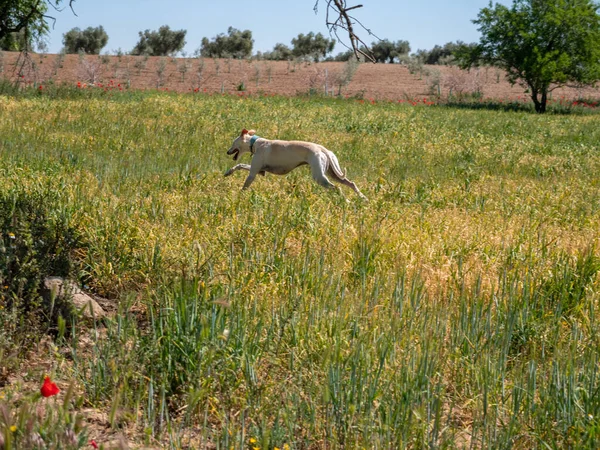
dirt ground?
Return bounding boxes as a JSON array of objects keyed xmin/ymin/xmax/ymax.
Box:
[{"xmin": 2, "ymin": 51, "xmax": 599, "ymax": 101}]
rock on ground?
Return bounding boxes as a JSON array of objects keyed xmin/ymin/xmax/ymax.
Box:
[{"xmin": 43, "ymin": 277, "xmax": 106, "ymax": 319}]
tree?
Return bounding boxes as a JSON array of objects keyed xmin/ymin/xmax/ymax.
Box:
[
  {"xmin": 0, "ymin": 0, "xmax": 75, "ymax": 44},
  {"xmin": 131, "ymin": 25, "xmax": 186, "ymax": 56},
  {"xmin": 291, "ymin": 32, "xmax": 335, "ymax": 62},
  {"xmin": 330, "ymin": 49, "xmax": 355, "ymax": 61},
  {"xmin": 63, "ymin": 26, "xmax": 108, "ymax": 54},
  {"xmin": 200, "ymin": 27, "xmax": 253, "ymax": 59},
  {"xmin": 0, "ymin": 28, "xmax": 30, "ymax": 51},
  {"xmin": 371, "ymin": 39, "xmax": 410, "ymax": 63},
  {"xmin": 261, "ymin": 43, "xmax": 293, "ymax": 61},
  {"xmin": 458, "ymin": 0, "xmax": 600, "ymax": 113},
  {"xmin": 415, "ymin": 41, "xmax": 471, "ymax": 65}
]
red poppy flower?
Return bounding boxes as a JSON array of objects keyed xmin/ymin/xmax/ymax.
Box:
[{"xmin": 40, "ymin": 376, "xmax": 60, "ymax": 397}]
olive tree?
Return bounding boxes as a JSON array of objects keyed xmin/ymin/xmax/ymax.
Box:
[
  {"xmin": 291, "ymin": 32, "xmax": 335, "ymax": 62},
  {"xmin": 63, "ymin": 26, "xmax": 108, "ymax": 54},
  {"xmin": 200, "ymin": 27, "xmax": 253, "ymax": 59},
  {"xmin": 131, "ymin": 25, "xmax": 187, "ymax": 56},
  {"xmin": 371, "ymin": 39, "xmax": 410, "ymax": 63}
]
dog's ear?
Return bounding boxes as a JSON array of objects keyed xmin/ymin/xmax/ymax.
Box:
[
  {"xmin": 241, "ymin": 129, "xmax": 248, "ymax": 136},
  {"xmin": 248, "ymin": 130, "xmax": 256, "ymax": 136}
]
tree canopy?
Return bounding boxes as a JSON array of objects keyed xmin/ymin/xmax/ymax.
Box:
[
  {"xmin": 131, "ymin": 25, "xmax": 187, "ymax": 56},
  {"xmin": 0, "ymin": 28, "xmax": 29, "ymax": 51},
  {"xmin": 259, "ymin": 43, "xmax": 293, "ymax": 61},
  {"xmin": 415, "ymin": 41, "xmax": 474, "ymax": 65},
  {"xmin": 63, "ymin": 25, "xmax": 108, "ymax": 54},
  {"xmin": 200, "ymin": 27, "xmax": 253, "ymax": 59},
  {"xmin": 370, "ymin": 39, "xmax": 410, "ymax": 63},
  {"xmin": 458, "ymin": 0, "xmax": 600, "ymax": 113},
  {"xmin": 291, "ymin": 32, "xmax": 335, "ymax": 62},
  {"xmin": 0, "ymin": 0, "xmax": 75, "ymax": 49}
]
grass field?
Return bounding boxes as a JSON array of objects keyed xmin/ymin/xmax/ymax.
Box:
[{"xmin": 1, "ymin": 87, "xmax": 600, "ymax": 449}]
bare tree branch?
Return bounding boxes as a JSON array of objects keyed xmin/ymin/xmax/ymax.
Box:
[
  {"xmin": 47, "ymin": 0, "xmax": 77, "ymax": 17},
  {"xmin": 314, "ymin": 0, "xmax": 379, "ymax": 62},
  {"xmin": 44, "ymin": 0, "xmax": 77, "ymax": 30}
]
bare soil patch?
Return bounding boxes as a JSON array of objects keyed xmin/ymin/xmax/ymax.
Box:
[{"xmin": 2, "ymin": 52, "xmax": 598, "ymax": 101}]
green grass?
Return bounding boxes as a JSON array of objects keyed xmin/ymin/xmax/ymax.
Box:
[{"xmin": 1, "ymin": 88, "xmax": 600, "ymax": 448}]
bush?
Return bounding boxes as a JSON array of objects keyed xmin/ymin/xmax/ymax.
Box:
[{"xmin": 0, "ymin": 187, "xmax": 83, "ymax": 376}]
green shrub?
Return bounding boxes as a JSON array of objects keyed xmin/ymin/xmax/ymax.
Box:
[{"xmin": 0, "ymin": 187, "xmax": 83, "ymax": 379}]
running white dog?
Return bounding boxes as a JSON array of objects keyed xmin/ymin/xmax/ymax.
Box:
[{"xmin": 224, "ymin": 129, "xmax": 367, "ymax": 199}]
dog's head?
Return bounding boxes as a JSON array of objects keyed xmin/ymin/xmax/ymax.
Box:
[{"xmin": 227, "ymin": 129, "xmax": 255, "ymax": 161}]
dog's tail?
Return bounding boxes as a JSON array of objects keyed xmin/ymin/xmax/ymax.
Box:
[{"xmin": 325, "ymin": 150, "xmax": 346, "ymax": 180}]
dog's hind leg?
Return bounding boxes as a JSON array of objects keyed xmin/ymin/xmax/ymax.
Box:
[
  {"xmin": 326, "ymin": 167, "xmax": 367, "ymax": 200},
  {"xmin": 310, "ymin": 154, "xmax": 337, "ymax": 190},
  {"xmin": 310, "ymin": 154, "xmax": 350, "ymax": 202},
  {"xmin": 335, "ymin": 176, "xmax": 368, "ymax": 200}
]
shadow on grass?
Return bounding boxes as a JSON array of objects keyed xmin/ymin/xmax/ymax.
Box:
[{"xmin": 437, "ymin": 98, "xmax": 600, "ymax": 115}]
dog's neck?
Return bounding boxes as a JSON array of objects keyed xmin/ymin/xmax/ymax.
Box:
[{"xmin": 249, "ymin": 135, "xmax": 261, "ymax": 153}]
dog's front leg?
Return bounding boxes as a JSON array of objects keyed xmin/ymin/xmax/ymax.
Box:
[
  {"xmin": 224, "ymin": 164, "xmax": 251, "ymax": 177},
  {"xmin": 241, "ymin": 160, "xmax": 264, "ymax": 190},
  {"xmin": 225, "ymin": 164, "xmax": 266, "ymax": 177}
]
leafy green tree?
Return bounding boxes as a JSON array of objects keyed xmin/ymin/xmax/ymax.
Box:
[
  {"xmin": 261, "ymin": 42, "xmax": 293, "ymax": 61},
  {"xmin": 1, "ymin": 0, "xmax": 46, "ymax": 42},
  {"xmin": 63, "ymin": 26, "xmax": 108, "ymax": 54},
  {"xmin": 0, "ymin": 0, "xmax": 75, "ymax": 49},
  {"xmin": 131, "ymin": 25, "xmax": 186, "ymax": 56},
  {"xmin": 371, "ymin": 39, "xmax": 410, "ymax": 63},
  {"xmin": 0, "ymin": 28, "xmax": 29, "ymax": 51},
  {"xmin": 291, "ymin": 32, "xmax": 335, "ymax": 62},
  {"xmin": 330, "ymin": 49, "xmax": 355, "ymax": 61},
  {"xmin": 415, "ymin": 41, "xmax": 471, "ymax": 65},
  {"xmin": 458, "ymin": 0, "xmax": 600, "ymax": 113},
  {"xmin": 200, "ymin": 27, "xmax": 253, "ymax": 59}
]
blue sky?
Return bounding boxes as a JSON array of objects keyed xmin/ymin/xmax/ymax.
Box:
[{"xmin": 44, "ymin": 1, "xmax": 508, "ymax": 55}]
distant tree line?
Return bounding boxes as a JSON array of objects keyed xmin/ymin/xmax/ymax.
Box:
[
  {"xmin": 1, "ymin": 20, "xmax": 471, "ymax": 67},
  {"xmin": 1, "ymin": 22, "xmax": 463, "ymax": 67}
]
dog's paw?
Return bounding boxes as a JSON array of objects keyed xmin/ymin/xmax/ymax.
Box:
[{"xmin": 224, "ymin": 169, "xmax": 233, "ymax": 177}]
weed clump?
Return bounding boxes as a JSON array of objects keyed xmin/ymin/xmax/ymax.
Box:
[{"xmin": 0, "ymin": 187, "xmax": 84, "ymax": 380}]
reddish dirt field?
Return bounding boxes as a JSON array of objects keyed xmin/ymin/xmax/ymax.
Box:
[{"xmin": 1, "ymin": 51, "xmax": 599, "ymax": 101}]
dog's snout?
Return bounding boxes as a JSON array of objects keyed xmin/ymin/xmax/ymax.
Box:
[{"xmin": 228, "ymin": 147, "xmax": 240, "ymax": 161}]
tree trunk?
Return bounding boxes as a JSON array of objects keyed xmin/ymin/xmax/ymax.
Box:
[
  {"xmin": 539, "ymin": 90, "xmax": 547, "ymax": 113},
  {"xmin": 531, "ymin": 87, "xmax": 548, "ymax": 113}
]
